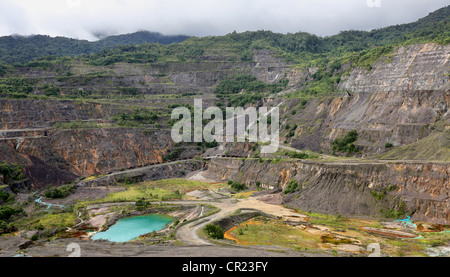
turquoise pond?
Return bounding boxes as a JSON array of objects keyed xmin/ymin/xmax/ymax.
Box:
[{"xmin": 91, "ymin": 214, "xmax": 173, "ymax": 243}]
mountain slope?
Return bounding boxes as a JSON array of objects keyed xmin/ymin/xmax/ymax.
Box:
[
  {"xmin": 0, "ymin": 31, "xmax": 190, "ymax": 65},
  {"xmin": 379, "ymin": 131, "xmax": 450, "ymax": 161},
  {"xmin": 0, "ymin": 5, "xmax": 448, "ymax": 66}
]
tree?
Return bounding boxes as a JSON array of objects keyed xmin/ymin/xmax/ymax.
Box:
[
  {"xmin": 0, "ymin": 162, "xmax": 24, "ymax": 184},
  {"xmin": 332, "ymin": 130, "xmax": 360, "ymax": 154},
  {"xmin": 205, "ymin": 224, "xmax": 224, "ymax": 239},
  {"xmin": 230, "ymin": 182, "xmax": 246, "ymax": 192},
  {"xmin": 284, "ymin": 180, "xmax": 299, "ymax": 195}
]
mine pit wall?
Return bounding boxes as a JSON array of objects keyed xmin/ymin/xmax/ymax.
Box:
[
  {"xmin": 215, "ymin": 210, "xmax": 270, "ymax": 233},
  {"xmin": 338, "ymin": 43, "xmax": 449, "ymax": 94},
  {"xmin": 10, "ymin": 128, "xmax": 201, "ymax": 177},
  {"xmin": 205, "ymin": 158, "xmax": 449, "ymax": 225},
  {"xmin": 77, "ymin": 160, "xmax": 205, "ymax": 187},
  {"xmin": 0, "ymin": 140, "xmax": 78, "ymax": 189},
  {"xmin": 0, "ymin": 99, "xmax": 122, "ymax": 130},
  {"xmin": 0, "ymin": 127, "xmax": 202, "ymax": 188},
  {"xmin": 5, "ymin": 50, "xmax": 291, "ymax": 97},
  {"xmin": 0, "ymin": 98, "xmax": 219, "ymax": 130},
  {"xmin": 282, "ymin": 89, "xmax": 449, "ymax": 155},
  {"xmin": 0, "ymin": 98, "xmax": 207, "ymax": 186},
  {"xmin": 282, "ymin": 42, "xmax": 449, "ymax": 155}
]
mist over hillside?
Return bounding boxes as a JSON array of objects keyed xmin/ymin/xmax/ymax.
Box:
[
  {"xmin": 0, "ymin": 31, "xmax": 190, "ymax": 64},
  {"xmin": 0, "ymin": 5, "xmax": 447, "ymax": 66}
]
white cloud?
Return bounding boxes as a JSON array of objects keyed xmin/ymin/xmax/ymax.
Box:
[{"xmin": 0, "ymin": 0, "xmax": 447, "ymax": 40}]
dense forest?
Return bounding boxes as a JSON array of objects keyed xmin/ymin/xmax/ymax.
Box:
[
  {"xmin": 0, "ymin": 31, "xmax": 190, "ymax": 65},
  {"xmin": 0, "ymin": 6, "xmax": 448, "ymax": 100}
]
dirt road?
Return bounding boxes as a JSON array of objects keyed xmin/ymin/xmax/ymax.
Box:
[{"xmin": 172, "ymin": 195, "xmax": 307, "ymax": 246}]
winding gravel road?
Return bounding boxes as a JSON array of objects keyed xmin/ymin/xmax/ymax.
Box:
[{"xmin": 166, "ymin": 196, "xmax": 307, "ymax": 246}]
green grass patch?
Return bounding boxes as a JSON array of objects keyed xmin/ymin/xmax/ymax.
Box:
[
  {"xmin": 228, "ymin": 217, "xmax": 321, "ymax": 249},
  {"xmin": 53, "ymin": 121, "xmax": 103, "ymax": 129},
  {"xmin": 101, "ymin": 179, "xmax": 227, "ymax": 202},
  {"xmin": 112, "ymin": 108, "xmax": 159, "ymax": 127},
  {"xmin": 283, "ymin": 150, "xmax": 319, "ymax": 159},
  {"xmin": 378, "ymin": 132, "xmax": 450, "ymax": 161},
  {"xmin": 43, "ymin": 184, "xmax": 76, "ymax": 199},
  {"xmin": 234, "ymin": 191, "xmax": 256, "ymax": 199},
  {"xmin": 15, "ymin": 211, "xmax": 77, "ymax": 230}
]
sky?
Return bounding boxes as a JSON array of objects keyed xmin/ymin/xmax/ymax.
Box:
[{"xmin": 0, "ymin": 0, "xmax": 448, "ymax": 41}]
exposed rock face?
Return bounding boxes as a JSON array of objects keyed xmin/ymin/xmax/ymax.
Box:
[
  {"xmin": 0, "ymin": 126, "xmax": 203, "ymax": 187},
  {"xmin": 251, "ymin": 49, "xmax": 292, "ymax": 84},
  {"xmin": 15, "ymin": 128, "xmax": 202, "ymax": 177},
  {"xmin": 281, "ymin": 88, "xmax": 448, "ymax": 154},
  {"xmin": 0, "ymin": 96, "xmax": 215, "ymax": 185},
  {"xmin": 0, "ymin": 142, "xmax": 77, "ymax": 188},
  {"xmin": 0, "ymin": 99, "xmax": 118, "ymax": 129},
  {"xmin": 216, "ymin": 210, "xmax": 265, "ymax": 232},
  {"xmin": 338, "ymin": 43, "xmax": 449, "ymax": 93},
  {"xmin": 205, "ymin": 158, "xmax": 449, "ymax": 224},
  {"xmin": 77, "ymin": 160, "xmax": 205, "ymax": 187},
  {"xmin": 147, "ymin": 50, "xmax": 291, "ymax": 93},
  {"xmin": 8, "ymin": 50, "xmax": 292, "ymax": 97},
  {"xmin": 277, "ymin": 43, "xmax": 449, "ymax": 155}
]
